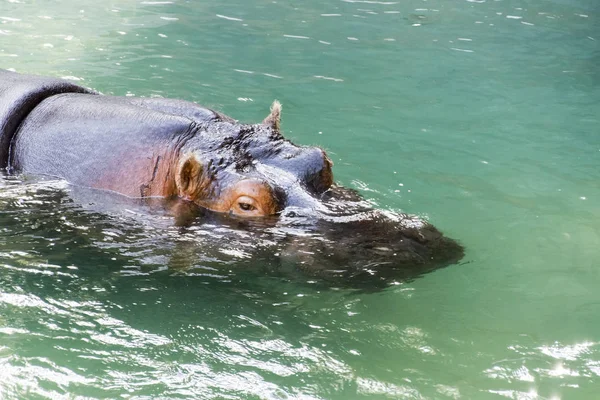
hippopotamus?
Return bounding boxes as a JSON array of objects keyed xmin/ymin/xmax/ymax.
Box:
[{"xmin": 0, "ymin": 69, "xmax": 464, "ymax": 287}]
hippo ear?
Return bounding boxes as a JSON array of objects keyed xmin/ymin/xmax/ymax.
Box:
[
  {"xmin": 176, "ymin": 154, "xmax": 209, "ymax": 200},
  {"xmin": 262, "ymin": 100, "xmax": 282, "ymax": 131}
]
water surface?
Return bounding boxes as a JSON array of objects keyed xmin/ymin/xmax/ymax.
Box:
[{"xmin": 1, "ymin": 0, "xmax": 599, "ymax": 398}]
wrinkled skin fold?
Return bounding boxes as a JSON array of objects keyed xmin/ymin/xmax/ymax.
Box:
[{"xmin": 0, "ymin": 69, "xmax": 464, "ymax": 288}]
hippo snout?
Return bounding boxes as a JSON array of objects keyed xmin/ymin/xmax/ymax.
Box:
[{"xmin": 277, "ymin": 205, "xmax": 464, "ymax": 287}]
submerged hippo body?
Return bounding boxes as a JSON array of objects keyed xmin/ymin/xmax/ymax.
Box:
[{"xmin": 0, "ymin": 69, "xmax": 464, "ymax": 287}]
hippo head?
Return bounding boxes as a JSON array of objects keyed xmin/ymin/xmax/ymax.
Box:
[
  {"xmin": 175, "ymin": 101, "xmax": 334, "ymax": 218},
  {"xmin": 171, "ymin": 101, "xmax": 464, "ymax": 287}
]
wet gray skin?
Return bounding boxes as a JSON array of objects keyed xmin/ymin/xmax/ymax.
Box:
[{"xmin": 0, "ymin": 69, "xmax": 464, "ymax": 289}]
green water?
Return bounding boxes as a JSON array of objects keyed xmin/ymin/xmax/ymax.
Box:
[{"xmin": 1, "ymin": 0, "xmax": 599, "ymax": 398}]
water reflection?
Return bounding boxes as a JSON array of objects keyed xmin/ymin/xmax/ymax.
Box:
[{"xmin": 0, "ymin": 175, "xmax": 461, "ymax": 290}]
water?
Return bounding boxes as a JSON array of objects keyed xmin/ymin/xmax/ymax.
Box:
[{"xmin": 0, "ymin": 0, "xmax": 599, "ymax": 398}]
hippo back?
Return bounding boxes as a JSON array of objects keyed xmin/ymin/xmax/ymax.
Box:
[
  {"xmin": 0, "ymin": 69, "xmax": 94, "ymax": 168},
  {"xmin": 7, "ymin": 89, "xmax": 231, "ymax": 198}
]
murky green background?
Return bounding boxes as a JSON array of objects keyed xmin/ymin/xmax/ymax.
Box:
[{"xmin": 1, "ymin": 0, "xmax": 599, "ymax": 398}]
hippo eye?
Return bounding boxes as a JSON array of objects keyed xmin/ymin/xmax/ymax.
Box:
[
  {"xmin": 227, "ymin": 181, "xmax": 280, "ymax": 217},
  {"xmin": 231, "ymin": 195, "xmax": 261, "ymax": 216},
  {"xmin": 238, "ymin": 202, "xmax": 255, "ymax": 212}
]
